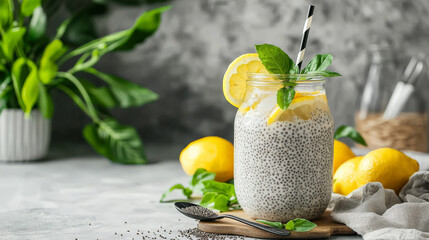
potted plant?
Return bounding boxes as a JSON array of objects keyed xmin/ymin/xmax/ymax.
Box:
[{"xmin": 0, "ymin": 0, "xmax": 169, "ymax": 163}]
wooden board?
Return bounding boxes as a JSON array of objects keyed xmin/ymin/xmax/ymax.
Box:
[{"xmin": 198, "ymin": 210, "xmax": 355, "ymax": 239}]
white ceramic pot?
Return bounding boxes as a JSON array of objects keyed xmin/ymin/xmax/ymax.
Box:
[{"xmin": 0, "ymin": 109, "xmax": 51, "ymax": 162}]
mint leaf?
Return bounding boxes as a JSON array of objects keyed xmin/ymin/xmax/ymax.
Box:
[
  {"xmin": 256, "ymin": 219, "xmax": 283, "ymax": 229},
  {"xmin": 200, "ymin": 192, "xmax": 230, "ymax": 212},
  {"xmin": 255, "ymin": 44, "xmax": 296, "ymax": 74},
  {"xmin": 201, "ymin": 180, "xmax": 239, "ymax": 212},
  {"xmin": 285, "ymin": 218, "xmax": 317, "ymax": 232},
  {"xmin": 285, "ymin": 220, "xmax": 295, "ymax": 230},
  {"xmin": 277, "ymin": 87, "xmax": 295, "ymax": 110},
  {"xmin": 202, "ymin": 180, "xmax": 236, "ymax": 197},
  {"xmin": 334, "ymin": 125, "xmax": 367, "ymax": 146},
  {"xmin": 257, "ymin": 218, "xmax": 317, "ymax": 232},
  {"xmin": 301, "ymin": 54, "xmax": 333, "ymax": 73},
  {"xmin": 308, "ymin": 70, "xmax": 341, "ymax": 77},
  {"xmin": 160, "ymin": 169, "xmax": 216, "ymax": 203},
  {"xmin": 319, "ymin": 70, "xmax": 341, "ymax": 77},
  {"xmin": 160, "ymin": 184, "xmax": 192, "ymax": 203},
  {"xmin": 190, "ymin": 168, "xmax": 216, "ymax": 194}
]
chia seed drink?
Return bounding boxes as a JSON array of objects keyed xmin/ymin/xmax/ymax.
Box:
[{"xmin": 234, "ymin": 74, "xmax": 334, "ymax": 221}]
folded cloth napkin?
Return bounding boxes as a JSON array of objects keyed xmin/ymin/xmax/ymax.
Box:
[{"xmin": 330, "ymin": 171, "xmax": 429, "ymax": 240}]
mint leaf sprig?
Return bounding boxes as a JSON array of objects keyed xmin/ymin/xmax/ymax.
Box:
[
  {"xmin": 160, "ymin": 168, "xmax": 240, "ymax": 212},
  {"xmin": 256, "ymin": 218, "xmax": 317, "ymax": 232},
  {"xmin": 255, "ymin": 44, "xmax": 341, "ymax": 110},
  {"xmin": 160, "ymin": 168, "xmax": 215, "ymax": 202}
]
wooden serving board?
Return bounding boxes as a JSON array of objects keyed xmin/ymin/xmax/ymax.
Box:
[{"xmin": 198, "ymin": 210, "xmax": 355, "ymax": 239}]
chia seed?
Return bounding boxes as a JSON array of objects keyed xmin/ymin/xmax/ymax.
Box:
[{"xmin": 182, "ymin": 206, "xmax": 217, "ymax": 218}]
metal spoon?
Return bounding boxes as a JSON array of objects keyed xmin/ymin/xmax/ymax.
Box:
[{"xmin": 174, "ymin": 202, "xmax": 290, "ymax": 236}]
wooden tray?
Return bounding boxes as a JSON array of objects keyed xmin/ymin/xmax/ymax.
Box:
[{"xmin": 198, "ymin": 210, "xmax": 355, "ymax": 239}]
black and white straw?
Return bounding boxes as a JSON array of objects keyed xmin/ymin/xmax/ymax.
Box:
[{"xmin": 296, "ymin": 5, "xmax": 315, "ymax": 72}]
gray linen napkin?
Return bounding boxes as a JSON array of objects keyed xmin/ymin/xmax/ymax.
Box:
[{"xmin": 330, "ymin": 171, "xmax": 429, "ymax": 240}]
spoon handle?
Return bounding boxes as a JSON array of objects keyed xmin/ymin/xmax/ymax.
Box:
[{"xmin": 222, "ymin": 215, "xmax": 290, "ymax": 236}]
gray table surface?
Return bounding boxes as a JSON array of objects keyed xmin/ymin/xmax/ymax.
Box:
[{"xmin": 2, "ymin": 146, "xmax": 427, "ymax": 240}]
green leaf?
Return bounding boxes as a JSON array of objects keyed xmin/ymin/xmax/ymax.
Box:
[
  {"xmin": 1, "ymin": 27, "xmax": 26, "ymax": 61},
  {"xmin": 88, "ymin": 86, "xmax": 117, "ymax": 108},
  {"xmin": 255, "ymin": 44, "xmax": 295, "ymax": 74},
  {"xmin": 83, "ymin": 118, "xmax": 147, "ymax": 164},
  {"xmin": 202, "ymin": 180, "xmax": 236, "ymax": 198},
  {"xmin": 200, "ymin": 192, "xmax": 230, "ymax": 212},
  {"xmin": 21, "ymin": 0, "xmax": 41, "ymax": 17},
  {"xmin": 256, "ymin": 219, "xmax": 283, "ymax": 229},
  {"xmin": 54, "ymin": 18, "xmax": 71, "ymax": 40},
  {"xmin": 301, "ymin": 54, "xmax": 333, "ymax": 74},
  {"xmin": 62, "ymin": 5, "xmax": 170, "ymax": 61},
  {"xmin": 85, "ymin": 68, "xmax": 158, "ymax": 108},
  {"xmin": 190, "ymin": 168, "xmax": 216, "ymax": 194},
  {"xmin": 38, "ymin": 82, "xmax": 53, "ymax": 118},
  {"xmin": 21, "ymin": 60, "xmax": 39, "ymax": 115},
  {"xmin": 27, "ymin": 7, "xmax": 46, "ymax": 43},
  {"xmin": 39, "ymin": 39, "xmax": 67, "ymax": 84},
  {"xmin": 116, "ymin": 5, "xmax": 171, "ymax": 51},
  {"xmin": 0, "ymin": 75, "xmax": 12, "ymax": 97},
  {"xmin": 285, "ymin": 220, "xmax": 295, "ymax": 230},
  {"xmin": 11, "ymin": 58, "xmax": 28, "ymax": 110},
  {"xmin": 334, "ymin": 125, "xmax": 367, "ymax": 146},
  {"xmin": 0, "ymin": 0, "xmax": 13, "ymax": 29},
  {"xmin": 277, "ymin": 87, "xmax": 295, "ymax": 110},
  {"xmin": 285, "ymin": 218, "xmax": 317, "ymax": 232},
  {"xmin": 0, "ymin": 75, "xmax": 12, "ymax": 115},
  {"xmin": 62, "ymin": 14, "xmax": 98, "ymax": 46},
  {"xmin": 160, "ymin": 184, "xmax": 192, "ymax": 203},
  {"xmin": 319, "ymin": 70, "xmax": 341, "ymax": 77}
]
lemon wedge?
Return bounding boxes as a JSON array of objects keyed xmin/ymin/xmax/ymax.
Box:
[
  {"xmin": 267, "ymin": 94, "xmax": 327, "ymax": 125},
  {"xmin": 223, "ymin": 54, "xmax": 268, "ymax": 108}
]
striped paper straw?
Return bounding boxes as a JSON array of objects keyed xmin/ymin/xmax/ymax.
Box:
[{"xmin": 296, "ymin": 5, "xmax": 315, "ymax": 72}]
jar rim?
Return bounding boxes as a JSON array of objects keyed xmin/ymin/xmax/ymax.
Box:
[{"xmin": 247, "ymin": 73, "xmax": 325, "ymax": 84}]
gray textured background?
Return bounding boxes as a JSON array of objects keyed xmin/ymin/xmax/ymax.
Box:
[{"xmin": 52, "ymin": 0, "xmax": 429, "ymax": 151}]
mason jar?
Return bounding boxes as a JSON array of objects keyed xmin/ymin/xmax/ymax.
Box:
[{"xmin": 234, "ymin": 73, "xmax": 334, "ymax": 221}]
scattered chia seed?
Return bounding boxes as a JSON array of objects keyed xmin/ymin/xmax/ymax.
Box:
[
  {"xmin": 178, "ymin": 228, "xmax": 245, "ymax": 240},
  {"xmin": 182, "ymin": 206, "xmax": 218, "ymax": 218}
]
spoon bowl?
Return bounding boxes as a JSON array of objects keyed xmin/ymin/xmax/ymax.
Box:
[
  {"xmin": 174, "ymin": 202, "xmax": 219, "ymax": 220},
  {"xmin": 174, "ymin": 202, "xmax": 290, "ymax": 236}
]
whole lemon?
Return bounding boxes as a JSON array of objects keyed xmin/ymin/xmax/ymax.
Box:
[
  {"xmin": 180, "ymin": 136, "xmax": 234, "ymax": 182},
  {"xmin": 333, "ymin": 140, "xmax": 356, "ymax": 174},
  {"xmin": 355, "ymin": 148, "xmax": 419, "ymax": 194},
  {"xmin": 333, "ymin": 156, "xmax": 363, "ymax": 195}
]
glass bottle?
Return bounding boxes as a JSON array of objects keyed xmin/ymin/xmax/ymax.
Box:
[{"xmin": 356, "ymin": 44, "xmax": 427, "ymax": 152}]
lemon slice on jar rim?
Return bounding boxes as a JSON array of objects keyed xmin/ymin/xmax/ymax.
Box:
[{"xmin": 223, "ymin": 53, "xmax": 268, "ymax": 108}]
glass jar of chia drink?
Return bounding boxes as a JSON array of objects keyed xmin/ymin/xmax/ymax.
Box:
[{"xmin": 234, "ymin": 73, "xmax": 334, "ymax": 221}]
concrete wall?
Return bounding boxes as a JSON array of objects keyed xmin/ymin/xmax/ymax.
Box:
[{"xmin": 52, "ymin": 0, "xmax": 429, "ymax": 149}]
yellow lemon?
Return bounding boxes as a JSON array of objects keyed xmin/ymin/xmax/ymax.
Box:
[
  {"xmin": 223, "ymin": 53, "xmax": 268, "ymax": 108},
  {"xmin": 355, "ymin": 148, "xmax": 419, "ymax": 194},
  {"xmin": 333, "ymin": 156, "xmax": 363, "ymax": 195},
  {"xmin": 180, "ymin": 136, "xmax": 234, "ymax": 182},
  {"xmin": 333, "ymin": 140, "xmax": 356, "ymax": 174}
]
